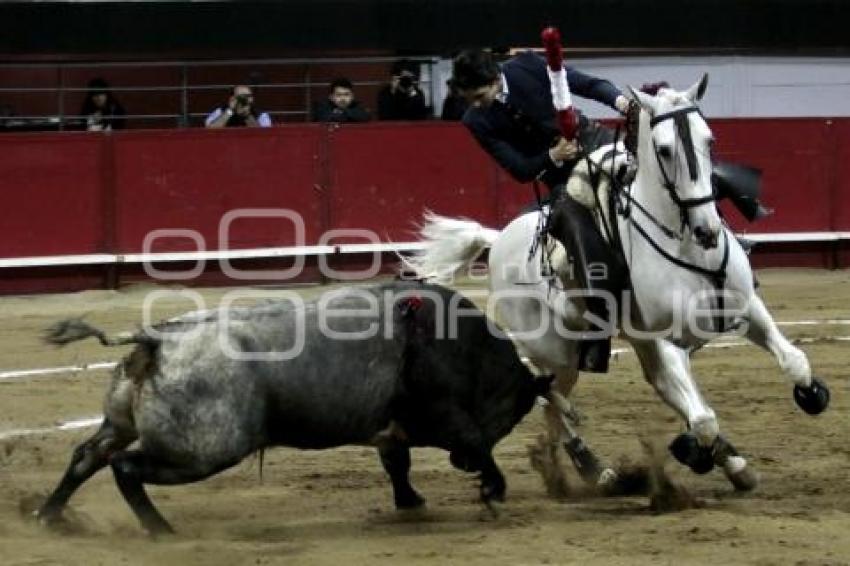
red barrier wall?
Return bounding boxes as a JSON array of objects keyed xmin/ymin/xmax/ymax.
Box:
[
  {"xmin": 0, "ymin": 133, "xmax": 107, "ymax": 257},
  {"xmin": 1, "ymin": 119, "xmax": 849, "ymax": 293}
]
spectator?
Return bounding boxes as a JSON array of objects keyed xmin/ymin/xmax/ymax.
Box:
[
  {"xmin": 312, "ymin": 78, "xmax": 371, "ymax": 123},
  {"xmin": 80, "ymin": 78, "xmax": 126, "ymax": 131},
  {"xmin": 205, "ymin": 85, "xmax": 271, "ymax": 128},
  {"xmin": 377, "ymin": 59, "xmax": 429, "ymax": 121},
  {"xmin": 440, "ymin": 78, "xmax": 468, "ymax": 121}
]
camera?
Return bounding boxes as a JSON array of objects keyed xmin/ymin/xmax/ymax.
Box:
[{"xmin": 398, "ymin": 75, "xmax": 415, "ymax": 90}]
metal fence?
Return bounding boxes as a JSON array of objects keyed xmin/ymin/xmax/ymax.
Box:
[{"xmin": 0, "ymin": 55, "xmax": 443, "ymax": 131}]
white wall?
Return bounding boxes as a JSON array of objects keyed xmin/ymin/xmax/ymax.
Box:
[{"xmin": 567, "ymin": 56, "xmax": 850, "ymax": 119}]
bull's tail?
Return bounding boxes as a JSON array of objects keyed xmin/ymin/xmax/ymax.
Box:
[
  {"xmin": 45, "ymin": 318, "xmax": 153, "ymax": 347},
  {"xmin": 401, "ymin": 211, "xmax": 500, "ymax": 282}
]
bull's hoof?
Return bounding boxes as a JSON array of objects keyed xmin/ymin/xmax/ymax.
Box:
[
  {"xmin": 794, "ymin": 377, "xmax": 830, "ymax": 415},
  {"xmin": 395, "ymin": 491, "xmax": 426, "ymax": 510},
  {"xmin": 669, "ymin": 433, "xmax": 714, "ymax": 475},
  {"xmin": 34, "ymin": 507, "xmax": 64, "ymax": 528},
  {"xmin": 480, "ymin": 476, "xmax": 506, "ymax": 505},
  {"xmin": 143, "ymin": 518, "xmax": 176, "ymax": 539}
]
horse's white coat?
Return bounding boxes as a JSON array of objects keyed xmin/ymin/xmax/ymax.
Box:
[{"xmin": 407, "ymin": 78, "xmax": 815, "ymax": 488}]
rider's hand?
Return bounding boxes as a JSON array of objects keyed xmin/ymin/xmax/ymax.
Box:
[
  {"xmin": 549, "ymin": 137, "xmax": 579, "ymax": 164},
  {"xmin": 615, "ymin": 95, "xmax": 631, "ymax": 115}
]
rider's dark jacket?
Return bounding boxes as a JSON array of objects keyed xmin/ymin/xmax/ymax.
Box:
[{"xmin": 462, "ymin": 51, "xmax": 622, "ymax": 190}]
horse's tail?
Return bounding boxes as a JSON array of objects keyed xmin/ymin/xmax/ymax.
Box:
[{"xmin": 402, "ymin": 211, "xmax": 500, "ymax": 282}]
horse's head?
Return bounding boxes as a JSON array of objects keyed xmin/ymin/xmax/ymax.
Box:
[{"xmin": 628, "ymin": 75, "xmax": 720, "ymax": 250}]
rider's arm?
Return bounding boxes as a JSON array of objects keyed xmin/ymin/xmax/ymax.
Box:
[
  {"xmin": 465, "ymin": 117, "xmax": 561, "ymax": 183},
  {"xmin": 565, "ymin": 67, "xmax": 625, "ymax": 113}
]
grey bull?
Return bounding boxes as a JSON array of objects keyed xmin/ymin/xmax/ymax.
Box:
[{"xmin": 37, "ymin": 281, "xmax": 551, "ymax": 535}]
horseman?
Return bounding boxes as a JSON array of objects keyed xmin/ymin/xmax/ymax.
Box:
[
  {"xmin": 452, "ymin": 48, "xmax": 768, "ymax": 374},
  {"xmin": 453, "ymin": 48, "xmax": 633, "ymax": 373}
]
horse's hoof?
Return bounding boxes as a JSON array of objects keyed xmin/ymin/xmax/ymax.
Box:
[
  {"xmin": 597, "ymin": 467, "xmax": 619, "ymax": 488},
  {"xmin": 669, "ymin": 433, "xmax": 714, "ymax": 475},
  {"xmin": 564, "ymin": 437, "xmax": 603, "ymax": 485},
  {"xmin": 728, "ymin": 466, "xmax": 759, "ymax": 492},
  {"xmin": 723, "ymin": 456, "xmax": 759, "ymax": 492},
  {"xmin": 794, "ymin": 377, "xmax": 830, "ymax": 415}
]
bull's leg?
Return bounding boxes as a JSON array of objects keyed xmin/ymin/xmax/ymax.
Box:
[
  {"xmin": 378, "ymin": 444, "xmax": 425, "ymax": 509},
  {"xmin": 37, "ymin": 419, "xmax": 135, "ymax": 525},
  {"xmin": 427, "ymin": 405, "xmax": 506, "ymax": 506},
  {"xmin": 476, "ymin": 451, "xmax": 507, "ymax": 506},
  {"xmin": 109, "ymin": 450, "xmax": 176, "ymax": 536},
  {"xmin": 632, "ymin": 339, "xmax": 758, "ymax": 491},
  {"xmin": 744, "ymin": 295, "xmax": 829, "ymax": 414},
  {"xmin": 451, "ymin": 443, "xmax": 506, "ymax": 505},
  {"xmin": 110, "ymin": 444, "xmax": 248, "ymax": 536}
]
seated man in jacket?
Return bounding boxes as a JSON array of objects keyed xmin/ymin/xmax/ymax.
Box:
[{"xmin": 313, "ymin": 78, "xmax": 372, "ymax": 123}]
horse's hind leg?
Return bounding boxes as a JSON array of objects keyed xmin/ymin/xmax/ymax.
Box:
[
  {"xmin": 744, "ymin": 295, "xmax": 829, "ymax": 414},
  {"xmin": 494, "ymin": 295, "xmax": 613, "ymax": 491},
  {"xmin": 632, "ymin": 339, "xmax": 757, "ymax": 491},
  {"xmin": 37, "ymin": 419, "xmax": 136, "ymax": 525},
  {"xmin": 542, "ymin": 366, "xmax": 616, "ymax": 489}
]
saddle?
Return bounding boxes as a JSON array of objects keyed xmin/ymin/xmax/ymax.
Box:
[{"xmin": 564, "ymin": 144, "xmax": 635, "ymax": 244}]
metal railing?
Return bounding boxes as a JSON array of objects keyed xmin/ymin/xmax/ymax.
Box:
[{"xmin": 0, "ymin": 55, "xmax": 443, "ymax": 131}]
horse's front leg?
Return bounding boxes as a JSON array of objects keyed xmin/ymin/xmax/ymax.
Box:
[
  {"xmin": 632, "ymin": 339, "xmax": 758, "ymax": 491},
  {"xmin": 743, "ymin": 294, "xmax": 830, "ymax": 415}
]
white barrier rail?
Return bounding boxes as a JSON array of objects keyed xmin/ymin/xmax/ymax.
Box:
[
  {"xmin": 0, "ymin": 233, "xmax": 846, "ymax": 270},
  {"xmin": 0, "ymin": 242, "xmax": 430, "ymax": 269}
]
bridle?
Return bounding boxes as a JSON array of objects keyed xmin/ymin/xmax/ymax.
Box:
[
  {"xmin": 649, "ymin": 105, "xmax": 719, "ymax": 230},
  {"xmin": 615, "ymin": 102, "xmax": 731, "ymax": 329}
]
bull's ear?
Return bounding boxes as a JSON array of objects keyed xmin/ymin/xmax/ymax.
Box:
[
  {"xmin": 685, "ymin": 73, "xmax": 709, "ymax": 102},
  {"xmin": 627, "ymin": 86, "xmax": 657, "ymax": 114}
]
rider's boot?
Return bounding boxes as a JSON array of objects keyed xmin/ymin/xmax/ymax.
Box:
[
  {"xmin": 712, "ymin": 161, "xmax": 771, "ymax": 222},
  {"xmin": 547, "ymin": 194, "xmax": 628, "ymax": 374}
]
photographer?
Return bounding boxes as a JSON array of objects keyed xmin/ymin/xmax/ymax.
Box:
[
  {"xmin": 377, "ymin": 60, "xmax": 429, "ymax": 121},
  {"xmin": 205, "ymin": 85, "xmax": 272, "ymax": 128}
]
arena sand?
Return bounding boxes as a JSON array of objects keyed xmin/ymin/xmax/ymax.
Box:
[{"xmin": 0, "ymin": 269, "xmax": 849, "ymax": 566}]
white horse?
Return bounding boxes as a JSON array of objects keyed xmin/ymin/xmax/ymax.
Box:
[{"xmin": 405, "ymin": 76, "xmax": 830, "ymax": 492}]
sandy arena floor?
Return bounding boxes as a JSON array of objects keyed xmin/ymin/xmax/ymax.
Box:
[{"xmin": 0, "ymin": 269, "xmax": 848, "ymax": 566}]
